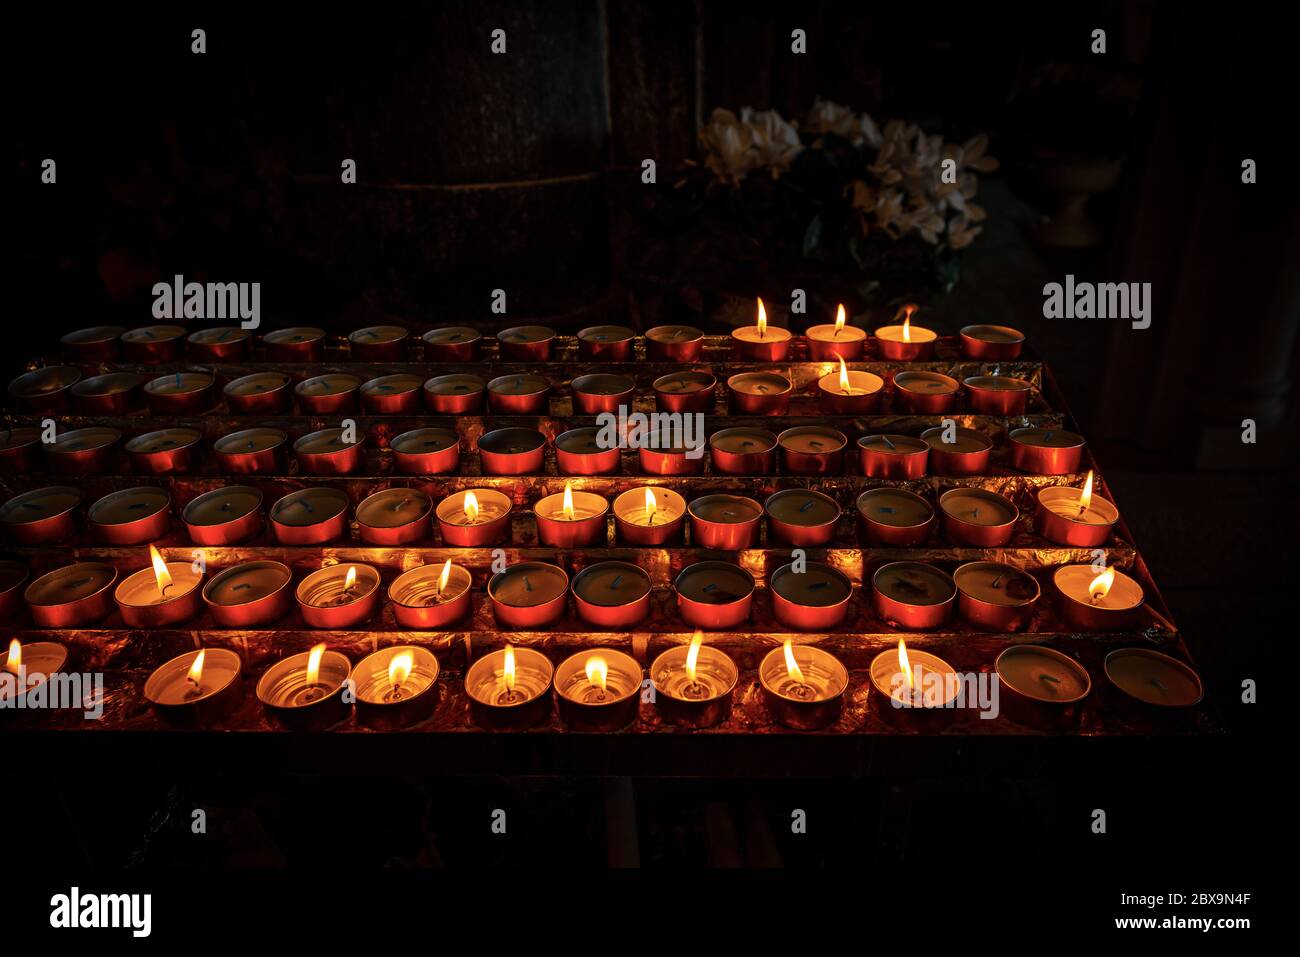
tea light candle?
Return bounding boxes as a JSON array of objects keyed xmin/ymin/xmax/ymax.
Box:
[
  {"xmin": 687, "ymin": 494, "xmax": 763, "ymax": 550},
  {"xmin": 674, "ymin": 560, "xmax": 755, "ymax": 629},
  {"xmin": 71, "ymin": 372, "xmax": 144, "ymax": 414},
  {"xmin": 1103, "ymin": 648, "xmax": 1203, "ymax": 708},
  {"xmin": 806, "ymin": 304, "xmax": 867, "ymax": 361},
  {"xmin": 650, "ymin": 631, "xmax": 739, "ymax": 728},
  {"xmin": 143, "ymin": 371, "xmax": 216, "ymax": 414},
  {"xmin": 578, "ymin": 324, "xmax": 635, "ymax": 361},
  {"xmin": 1008, "ymin": 427, "xmax": 1086, "ymax": 475},
  {"xmin": 294, "ymin": 374, "xmax": 362, "ymax": 415},
  {"xmin": 770, "ymin": 561, "xmax": 853, "ymax": 630},
  {"xmin": 759, "ymin": 640, "xmax": 848, "ymax": 730},
  {"xmin": 187, "ymin": 326, "xmax": 250, "ymax": 360},
  {"xmin": 44, "ymin": 426, "xmax": 120, "ymax": 476},
  {"xmin": 726, "ymin": 371, "xmax": 792, "ymax": 415},
  {"xmin": 995, "ymin": 645, "xmax": 1090, "ymax": 724},
  {"xmin": 953, "ymin": 561, "xmax": 1040, "ymax": 632},
  {"xmin": 360, "ymin": 374, "xmax": 424, "ymax": 414},
  {"xmin": 348, "ymin": 324, "xmax": 409, "ymax": 361},
  {"xmin": 645, "ymin": 324, "xmax": 704, "ymax": 361},
  {"xmin": 764, "ymin": 488, "xmax": 841, "ymax": 547},
  {"xmin": 777, "ymin": 425, "xmax": 847, "ymax": 475},
  {"xmin": 422, "ymin": 325, "xmax": 482, "ymax": 362},
  {"xmin": 708, "ymin": 427, "xmax": 778, "ymax": 475},
  {"xmin": 296, "ymin": 563, "xmax": 382, "ymax": 629},
  {"xmin": 293, "ymin": 427, "xmax": 365, "ymax": 476},
  {"xmin": 24, "ymin": 562, "xmax": 118, "ymax": 627},
  {"xmin": 638, "ymin": 439, "xmax": 704, "ymax": 476},
  {"xmin": 423, "ymin": 373, "xmax": 486, "ymax": 414},
  {"xmin": 0, "ymin": 426, "xmax": 41, "ymax": 473},
  {"xmin": 436, "ymin": 489, "xmax": 513, "ymax": 546},
  {"xmin": 389, "ymin": 427, "xmax": 461, "ymax": 475},
  {"xmin": 869, "ymin": 638, "xmax": 959, "ymax": 714},
  {"xmin": 1033, "ymin": 471, "xmax": 1119, "ymax": 547},
  {"xmin": 121, "ymin": 324, "xmax": 186, "ymax": 361},
  {"xmin": 855, "ymin": 488, "xmax": 934, "ymax": 546},
  {"xmin": 818, "ymin": 357, "xmax": 884, "ymax": 414},
  {"xmin": 486, "ymin": 373, "xmax": 550, "ymax": 414},
  {"xmin": 652, "ymin": 371, "xmax": 717, "ymax": 414},
  {"xmin": 534, "ymin": 482, "xmax": 608, "ymax": 547},
  {"xmin": 269, "ymin": 487, "xmax": 351, "ymax": 545},
  {"xmin": 213, "ymin": 427, "xmax": 288, "ymax": 474},
  {"xmin": 920, "ymin": 426, "xmax": 993, "ymax": 475},
  {"xmin": 497, "ymin": 324, "xmax": 557, "ymax": 361},
  {"xmin": 356, "ymin": 488, "xmax": 433, "ymax": 545},
  {"xmin": 960, "ymin": 324, "xmax": 1025, "ymax": 359},
  {"xmin": 125, "ymin": 427, "xmax": 204, "ymax": 475},
  {"xmin": 1, "ymin": 485, "xmax": 83, "ymax": 544},
  {"xmin": 1, "ymin": 639, "xmax": 70, "ymax": 708},
  {"xmin": 256, "ymin": 643, "xmax": 352, "ymax": 730},
  {"xmin": 263, "ymin": 326, "xmax": 326, "ymax": 362},
  {"xmin": 488, "ymin": 561, "xmax": 569, "ymax": 629},
  {"xmin": 88, "ymin": 486, "xmax": 171, "ymax": 545},
  {"xmin": 115, "ymin": 544, "xmax": 204, "ymax": 627},
  {"xmin": 182, "ymin": 485, "xmax": 263, "ymax": 545},
  {"xmin": 389, "ymin": 559, "xmax": 472, "ymax": 629},
  {"xmin": 353, "ymin": 646, "xmax": 441, "ymax": 729},
  {"xmin": 555, "ymin": 426, "xmax": 621, "ymax": 476},
  {"xmin": 554, "ymin": 648, "xmax": 642, "ymax": 731},
  {"xmin": 571, "ymin": 561, "xmax": 652, "ymax": 627},
  {"xmin": 143, "ymin": 648, "xmax": 243, "ymax": 726},
  {"xmin": 613, "ymin": 486, "xmax": 686, "ymax": 545},
  {"xmin": 963, "ymin": 375, "xmax": 1032, "ymax": 415},
  {"xmin": 731, "ymin": 298, "xmax": 792, "ymax": 361},
  {"xmin": 871, "ymin": 561, "xmax": 956, "ymax": 630},
  {"xmin": 202, "ymin": 560, "xmax": 294, "ymax": 627},
  {"xmin": 7, "ymin": 366, "xmax": 81, "ymax": 413},
  {"xmin": 61, "ymin": 325, "xmax": 124, "ymax": 361},
  {"xmin": 1052, "ymin": 565, "xmax": 1144, "ymax": 631},
  {"xmin": 0, "ymin": 561, "xmax": 30, "ymax": 622},
  {"xmin": 875, "ymin": 304, "xmax": 937, "ymax": 360},
  {"xmin": 892, "ymin": 371, "xmax": 959, "ymax": 414},
  {"xmin": 938, "ymin": 488, "xmax": 1019, "ymax": 547},
  {"xmin": 223, "ymin": 371, "xmax": 294, "ymax": 413},
  {"xmin": 465, "ymin": 644, "xmax": 555, "ymax": 729}
]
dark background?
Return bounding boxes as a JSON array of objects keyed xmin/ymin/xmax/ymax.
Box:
[{"xmin": 5, "ymin": 1, "xmax": 1293, "ymax": 892}]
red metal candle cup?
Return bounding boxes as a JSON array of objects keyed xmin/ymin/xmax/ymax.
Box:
[
  {"xmin": 1, "ymin": 486, "xmax": 83, "ymax": 544},
  {"xmin": 496, "ymin": 324, "xmax": 557, "ymax": 361},
  {"xmin": 186, "ymin": 326, "xmax": 250, "ymax": 361},
  {"xmin": 730, "ymin": 326, "xmax": 792, "ymax": 361},
  {"xmin": 202, "ymin": 560, "xmax": 295, "ymax": 627},
  {"xmin": 296, "ymin": 563, "xmax": 383, "ymax": 628},
  {"xmin": 71, "ymin": 373, "xmax": 145, "ymax": 414},
  {"xmin": 954, "ymin": 561, "xmax": 1041, "ymax": 632},
  {"xmin": 0, "ymin": 427, "xmax": 42, "ymax": 474},
  {"xmin": 817, "ymin": 368, "xmax": 884, "ymax": 414},
  {"xmin": 114, "ymin": 561, "xmax": 204, "ymax": 628},
  {"xmin": 88, "ymin": 486, "xmax": 172, "ymax": 545},
  {"xmin": 1103, "ymin": 648, "xmax": 1203, "ymax": 711},
  {"xmin": 422, "ymin": 326, "xmax": 482, "ymax": 362},
  {"xmin": 223, "ymin": 372, "xmax": 294, "ymax": 413},
  {"xmin": 270, "ymin": 488, "xmax": 351, "ymax": 545},
  {"xmin": 553, "ymin": 649, "xmax": 642, "ymax": 731},
  {"xmin": 143, "ymin": 372, "xmax": 216, "ymax": 414},
  {"xmin": 777, "ymin": 426, "xmax": 847, "ymax": 475},
  {"xmin": 857, "ymin": 434, "xmax": 928, "ymax": 479},
  {"xmin": 437, "ymin": 489, "xmax": 513, "ymax": 546},
  {"xmin": 44, "ymin": 426, "xmax": 121, "ymax": 476},
  {"xmin": 61, "ymin": 325, "xmax": 124, "ymax": 361},
  {"xmin": 423, "ymin": 373, "xmax": 486, "ymax": 414},
  {"xmin": 183, "ymin": 486, "xmax": 264, "ymax": 545},
  {"xmin": 353, "ymin": 646, "xmax": 441, "ymax": 730},
  {"xmin": 639, "ymin": 443, "xmax": 704, "ymax": 476},
  {"xmin": 144, "ymin": 648, "xmax": 244, "ymax": 728},
  {"xmin": 348, "ymin": 325, "xmax": 409, "ymax": 361},
  {"xmin": 487, "ymin": 373, "xmax": 550, "ymax": 414},
  {"xmin": 939, "ymin": 488, "xmax": 1019, "ymax": 547},
  {"xmin": 555, "ymin": 426, "xmax": 621, "ymax": 476},
  {"xmin": 488, "ymin": 561, "xmax": 570, "ymax": 629},
  {"xmin": 708, "ymin": 427, "xmax": 777, "ymax": 475},
  {"xmin": 645, "ymin": 324, "xmax": 704, "ymax": 361},
  {"xmin": 675, "ymin": 561, "xmax": 755, "ymax": 629},
  {"xmin": 356, "ymin": 487, "xmax": 433, "ymax": 545},
  {"xmin": 388, "ymin": 562, "xmax": 473, "ymax": 629},
  {"xmin": 577, "ymin": 325, "xmax": 635, "ymax": 361},
  {"xmin": 212, "ymin": 428, "xmax": 289, "ymax": 474},
  {"xmin": 805, "ymin": 323, "xmax": 867, "ymax": 361},
  {"xmin": 871, "ymin": 561, "xmax": 956, "ymax": 630},
  {"xmin": 764, "ymin": 489, "xmax": 841, "ymax": 547},
  {"xmin": 649, "ymin": 643, "xmax": 739, "ymax": 728},
  {"xmin": 478, "ymin": 427, "xmax": 547, "ymax": 475},
  {"xmin": 855, "ymin": 488, "xmax": 934, "ymax": 547},
  {"xmin": 256, "ymin": 648, "xmax": 352, "ymax": 730},
  {"xmin": 8, "ymin": 366, "xmax": 81, "ymax": 413},
  {"xmin": 263, "ymin": 326, "xmax": 326, "ymax": 362},
  {"xmin": 1009, "ymin": 428, "xmax": 1086, "ymax": 475},
  {"xmin": 0, "ymin": 561, "xmax": 30, "ymax": 622},
  {"xmin": 121, "ymin": 324, "xmax": 186, "ymax": 361},
  {"xmin": 652, "ymin": 371, "xmax": 716, "ymax": 413},
  {"xmin": 125, "ymin": 427, "xmax": 204, "ymax": 474},
  {"xmin": 293, "ymin": 427, "xmax": 366, "ymax": 475},
  {"xmin": 612, "ymin": 486, "xmax": 686, "ymax": 545},
  {"xmin": 769, "ymin": 561, "xmax": 853, "ymax": 631},
  {"xmin": 571, "ymin": 373, "xmax": 635, "ymax": 415},
  {"xmin": 24, "ymin": 562, "xmax": 118, "ymax": 628},
  {"xmin": 294, "ymin": 374, "xmax": 362, "ymax": 414},
  {"xmin": 533, "ymin": 487, "xmax": 609, "ymax": 547},
  {"xmin": 893, "ymin": 371, "xmax": 959, "ymax": 414},
  {"xmin": 964, "ymin": 375, "xmax": 1032, "ymax": 415},
  {"xmin": 360, "ymin": 374, "xmax": 424, "ymax": 414},
  {"xmin": 571, "ymin": 561, "xmax": 652, "ymax": 628},
  {"xmin": 920, "ymin": 426, "xmax": 993, "ymax": 475},
  {"xmin": 1052, "ymin": 565, "xmax": 1145, "ymax": 631},
  {"xmin": 874, "ymin": 322, "xmax": 938, "ymax": 361},
  {"xmin": 390, "ymin": 427, "xmax": 461, "ymax": 475},
  {"xmin": 687, "ymin": 494, "xmax": 763, "ymax": 549},
  {"xmin": 726, "ymin": 371, "xmax": 792, "ymax": 415},
  {"xmin": 759, "ymin": 644, "xmax": 849, "ymax": 730},
  {"xmin": 1034, "ymin": 485, "xmax": 1119, "ymax": 547},
  {"xmin": 465, "ymin": 647, "xmax": 555, "ymax": 730},
  {"xmin": 995, "ymin": 645, "xmax": 1090, "ymax": 727},
  {"xmin": 960, "ymin": 324, "xmax": 1025, "ymax": 360}
]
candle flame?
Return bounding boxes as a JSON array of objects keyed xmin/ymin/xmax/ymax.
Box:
[
  {"xmin": 437, "ymin": 558, "xmax": 452, "ymax": 594},
  {"xmin": 149, "ymin": 544, "xmax": 172, "ymax": 595},
  {"xmin": 645, "ymin": 487, "xmax": 657, "ymax": 519},
  {"xmin": 503, "ymin": 644, "xmax": 516, "ymax": 691},
  {"xmin": 585, "ymin": 655, "xmax": 608, "ymax": 692},
  {"xmin": 463, "ymin": 490, "xmax": 480, "ymax": 523},
  {"xmin": 389, "ymin": 651, "xmax": 413, "ymax": 690},
  {"xmin": 1079, "ymin": 470, "xmax": 1094, "ymax": 511},
  {"xmin": 756, "ymin": 297, "xmax": 767, "ymax": 337},
  {"xmin": 188, "ymin": 649, "xmax": 206, "ymax": 684},
  {"xmin": 306, "ymin": 643, "xmax": 326, "ymax": 685},
  {"xmin": 838, "ymin": 356, "xmax": 851, "ymax": 393},
  {"xmin": 562, "ymin": 482, "xmax": 575, "ymax": 520},
  {"xmin": 899, "ymin": 638, "xmax": 914, "ymax": 690},
  {"xmin": 685, "ymin": 630, "xmax": 704, "ymax": 684},
  {"xmin": 782, "ymin": 639, "xmax": 806, "ymax": 685},
  {"xmin": 834, "ymin": 303, "xmax": 846, "ymax": 333},
  {"xmin": 1089, "ymin": 568, "xmax": 1115, "ymax": 601},
  {"xmin": 902, "ymin": 313, "xmax": 911, "ymax": 343},
  {"xmin": 5, "ymin": 639, "xmax": 20, "ymax": 675},
  {"xmin": 344, "ymin": 566, "xmax": 357, "ymax": 591}
]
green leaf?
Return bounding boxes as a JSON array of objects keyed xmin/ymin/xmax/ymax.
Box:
[{"xmin": 802, "ymin": 215, "xmax": 824, "ymax": 257}]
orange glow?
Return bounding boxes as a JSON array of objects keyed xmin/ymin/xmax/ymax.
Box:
[
  {"xmin": 562, "ymin": 482, "xmax": 575, "ymax": 520},
  {"xmin": 685, "ymin": 630, "xmax": 704, "ymax": 684},
  {"xmin": 585, "ymin": 655, "xmax": 608, "ymax": 692},
  {"xmin": 389, "ymin": 651, "xmax": 414, "ymax": 690},
  {"xmin": 437, "ymin": 558, "xmax": 452, "ymax": 595},
  {"xmin": 644, "ymin": 487, "xmax": 657, "ymax": 520},
  {"xmin": 1079, "ymin": 470, "xmax": 1094, "ymax": 511},
  {"xmin": 838, "ymin": 356, "xmax": 852, "ymax": 393},
  {"xmin": 463, "ymin": 490, "xmax": 480, "ymax": 523},
  {"xmin": 5, "ymin": 639, "xmax": 20, "ymax": 675},
  {"xmin": 343, "ymin": 566, "xmax": 357, "ymax": 591},
  {"xmin": 899, "ymin": 638, "xmax": 914, "ymax": 690},
  {"xmin": 149, "ymin": 544, "xmax": 172, "ymax": 596},
  {"xmin": 187, "ymin": 649, "xmax": 206, "ymax": 685},
  {"xmin": 756, "ymin": 298, "xmax": 767, "ymax": 338},
  {"xmin": 902, "ymin": 314, "xmax": 912, "ymax": 342},
  {"xmin": 306, "ymin": 643, "xmax": 326, "ymax": 685},
  {"xmin": 834, "ymin": 303, "xmax": 846, "ymax": 334},
  {"xmin": 1089, "ymin": 568, "xmax": 1115, "ymax": 601},
  {"xmin": 503, "ymin": 644, "xmax": 517, "ymax": 691},
  {"xmin": 782, "ymin": 639, "xmax": 806, "ymax": 685}
]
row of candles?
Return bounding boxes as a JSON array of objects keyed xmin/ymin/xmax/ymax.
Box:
[
  {"xmin": 0, "ymin": 422, "xmax": 1091, "ymax": 481},
  {"xmin": 45, "ymin": 305, "xmax": 1022, "ymax": 365},
  {"xmin": 8, "ymin": 358, "xmax": 1040, "ymax": 419},
  {"xmin": 2, "ymin": 473, "xmax": 1115, "ymax": 551},
  {"xmin": 2, "ymin": 629, "xmax": 1203, "ymax": 733}
]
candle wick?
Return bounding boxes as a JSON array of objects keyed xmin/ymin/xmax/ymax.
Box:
[
  {"xmin": 524, "ymin": 575, "xmax": 533, "ymax": 592},
  {"xmin": 1043, "ymin": 431, "xmax": 1055, "ymax": 443},
  {"xmin": 609, "ymin": 574, "xmax": 623, "ymax": 589},
  {"xmin": 798, "ymin": 500, "xmax": 814, "ymax": 513},
  {"xmin": 1039, "ymin": 673, "xmax": 1060, "ymax": 685},
  {"xmin": 702, "ymin": 583, "xmax": 718, "ymax": 593},
  {"xmin": 990, "ymin": 575, "xmax": 1003, "ymax": 588},
  {"xmin": 878, "ymin": 506, "xmax": 895, "ymax": 514},
  {"xmin": 881, "ymin": 436, "xmax": 896, "ymax": 450},
  {"xmin": 647, "ymin": 510, "xmax": 657, "ymax": 526},
  {"xmin": 1150, "ymin": 677, "xmax": 1169, "ymax": 693}
]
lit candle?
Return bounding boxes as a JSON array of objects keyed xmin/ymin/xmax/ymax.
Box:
[
  {"xmin": 1033, "ymin": 471, "xmax": 1120, "ymax": 546},
  {"xmin": 534, "ymin": 482, "xmax": 609, "ymax": 547},
  {"xmin": 295, "ymin": 563, "xmax": 383, "ymax": 629},
  {"xmin": 114, "ymin": 544, "xmax": 205, "ymax": 627},
  {"xmin": 612, "ymin": 486, "xmax": 686, "ymax": 545},
  {"xmin": 256, "ymin": 642, "xmax": 352, "ymax": 730},
  {"xmin": 554, "ymin": 648, "xmax": 642, "ymax": 731},
  {"xmin": 731, "ymin": 297, "xmax": 792, "ymax": 361},
  {"xmin": 759, "ymin": 639, "xmax": 848, "ymax": 729},
  {"xmin": 806, "ymin": 303, "xmax": 867, "ymax": 360},
  {"xmin": 436, "ymin": 488, "xmax": 513, "ymax": 546},
  {"xmin": 0, "ymin": 638, "xmax": 70, "ymax": 709},
  {"xmin": 650, "ymin": 631, "xmax": 740, "ymax": 727},
  {"xmin": 143, "ymin": 647, "xmax": 243, "ymax": 726},
  {"xmin": 389, "ymin": 559, "xmax": 473, "ymax": 629},
  {"xmin": 818, "ymin": 356, "xmax": 884, "ymax": 413},
  {"xmin": 353, "ymin": 645, "xmax": 441, "ymax": 729},
  {"xmin": 875, "ymin": 303, "xmax": 937, "ymax": 360},
  {"xmin": 1052, "ymin": 565, "xmax": 1144, "ymax": 630},
  {"xmin": 869, "ymin": 638, "xmax": 960, "ymax": 714},
  {"xmin": 465, "ymin": 643, "xmax": 555, "ymax": 729}
]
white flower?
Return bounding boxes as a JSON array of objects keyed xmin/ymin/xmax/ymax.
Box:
[
  {"xmin": 700, "ymin": 106, "xmax": 803, "ymax": 185},
  {"xmin": 804, "ymin": 98, "xmax": 882, "ymax": 148}
]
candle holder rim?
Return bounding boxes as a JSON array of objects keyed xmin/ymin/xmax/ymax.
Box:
[
  {"xmin": 868, "ymin": 645, "xmax": 960, "ymax": 705},
  {"xmin": 464, "ymin": 647, "xmax": 555, "ymax": 707},
  {"xmin": 115, "ymin": 561, "xmax": 203, "ymax": 609},
  {"xmin": 776, "ymin": 425, "xmax": 848, "ymax": 453},
  {"xmin": 423, "ymin": 371, "xmax": 487, "ymax": 390},
  {"xmin": 0, "ymin": 426, "xmax": 42, "ymax": 451},
  {"xmin": 725, "ymin": 371, "xmax": 793, "ymax": 395},
  {"xmin": 390, "ymin": 426, "xmax": 461, "ymax": 454},
  {"xmin": 485, "ymin": 374, "xmax": 551, "ymax": 398},
  {"xmin": 893, "ymin": 370, "xmax": 960, "ymax": 393},
  {"xmin": 88, "ymin": 486, "xmax": 171, "ymax": 526},
  {"xmin": 856, "ymin": 433, "xmax": 929, "ymax": 453},
  {"xmin": 294, "ymin": 374, "xmax": 364, "ymax": 397},
  {"xmin": 872, "ymin": 560, "xmax": 958, "ymax": 604},
  {"xmin": 186, "ymin": 325, "xmax": 251, "ymax": 344},
  {"xmin": 222, "ymin": 371, "xmax": 293, "ymax": 395},
  {"xmin": 553, "ymin": 647, "xmax": 643, "ymax": 705},
  {"xmin": 855, "ymin": 486, "xmax": 934, "ymax": 519},
  {"xmin": 963, "ymin": 374, "xmax": 1033, "ymax": 392},
  {"xmin": 352, "ymin": 644, "xmax": 440, "ymax": 705},
  {"xmin": 46, "ymin": 426, "xmax": 122, "ymax": 453},
  {"xmin": 142, "ymin": 371, "xmax": 215, "ymax": 396},
  {"xmin": 387, "ymin": 562, "xmax": 472, "ymax": 608},
  {"xmin": 758, "ymin": 644, "xmax": 848, "ymax": 702},
  {"xmin": 652, "ymin": 369, "xmax": 717, "ymax": 391},
  {"xmin": 71, "ymin": 371, "xmax": 145, "ymax": 396},
  {"xmin": 1, "ymin": 485, "xmax": 85, "ymax": 527},
  {"xmin": 264, "ymin": 325, "xmax": 326, "ymax": 343},
  {"xmin": 649, "ymin": 644, "xmax": 740, "ymax": 703},
  {"xmin": 478, "ymin": 427, "xmax": 548, "ymax": 454},
  {"xmin": 182, "ymin": 485, "xmax": 264, "ymax": 526},
  {"xmin": 763, "ymin": 488, "xmax": 842, "ymax": 528},
  {"xmin": 422, "ymin": 325, "xmax": 482, "ymax": 344},
  {"xmin": 938, "ymin": 487, "xmax": 1020, "ymax": 529},
  {"xmin": 6, "ymin": 365, "xmax": 81, "ymax": 398},
  {"xmin": 124, "ymin": 427, "xmax": 204, "ymax": 455},
  {"xmin": 122, "ymin": 324, "xmax": 186, "ymax": 342},
  {"xmin": 295, "ymin": 563, "xmax": 382, "ymax": 607},
  {"xmin": 1051, "ymin": 564, "xmax": 1145, "ymax": 611},
  {"xmin": 770, "ymin": 560, "xmax": 854, "ymax": 608},
  {"xmin": 577, "ymin": 324, "xmax": 635, "ymax": 343},
  {"xmin": 674, "ymin": 560, "xmax": 756, "ymax": 604},
  {"xmin": 214, "ymin": 427, "xmax": 289, "ymax": 454},
  {"xmin": 143, "ymin": 646, "xmax": 243, "ymax": 707},
  {"xmin": 570, "ymin": 560, "xmax": 652, "ymax": 605},
  {"xmin": 270, "ymin": 487, "xmax": 350, "ymax": 522},
  {"xmin": 435, "ymin": 486, "xmax": 512, "ymax": 518},
  {"xmin": 571, "ymin": 372, "xmax": 636, "ymax": 394},
  {"xmin": 487, "ymin": 561, "xmax": 570, "ymax": 607},
  {"xmin": 612, "ymin": 484, "xmax": 687, "ymax": 509},
  {"xmin": 709, "ymin": 426, "xmax": 779, "ymax": 452},
  {"xmin": 994, "ymin": 644, "xmax": 1091, "ymax": 704},
  {"xmin": 360, "ymin": 372, "xmax": 425, "ymax": 395},
  {"xmin": 816, "ymin": 368, "xmax": 884, "ymax": 392},
  {"xmin": 355, "ymin": 487, "xmax": 434, "ymax": 530},
  {"xmin": 292, "ymin": 427, "xmax": 365, "ymax": 454},
  {"xmin": 62, "ymin": 325, "xmax": 125, "ymax": 345},
  {"xmin": 953, "ymin": 560, "xmax": 1042, "ymax": 606},
  {"xmin": 201, "ymin": 559, "xmax": 293, "ymax": 607},
  {"xmin": 1102, "ymin": 647, "xmax": 1203, "ymax": 708},
  {"xmin": 497, "ymin": 324, "xmax": 558, "ymax": 342},
  {"xmin": 24, "ymin": 561, "xmax": 118, "ymax": 607},
  {"xmin": 645, "ymin": 324, "xmax": 704, "ymax": 343},
  {"xmin": 1035, "ymin": 484, "xmax": 1119, "ymax": 523},
  {"xmin": 687, "ymin": 493, "xmax": 764, "ymax": 522},
  {"xmin": 960, "ymin": 323, "xmax": 1025, "ymax": 343},
  {"xmin": 254, "ymin": 648, "xmax": 352, "ymax": 709},
  {"xmin": 919, "ymin": 425, "xmax": 994, "ymax": 452},
  {"xmin": 1008, "ymin": 426, "xmax": 1086, "ymax": 449},
  {"xmin": 348, "ymin": 324, "xmax": 409, "ymax": 343}
]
